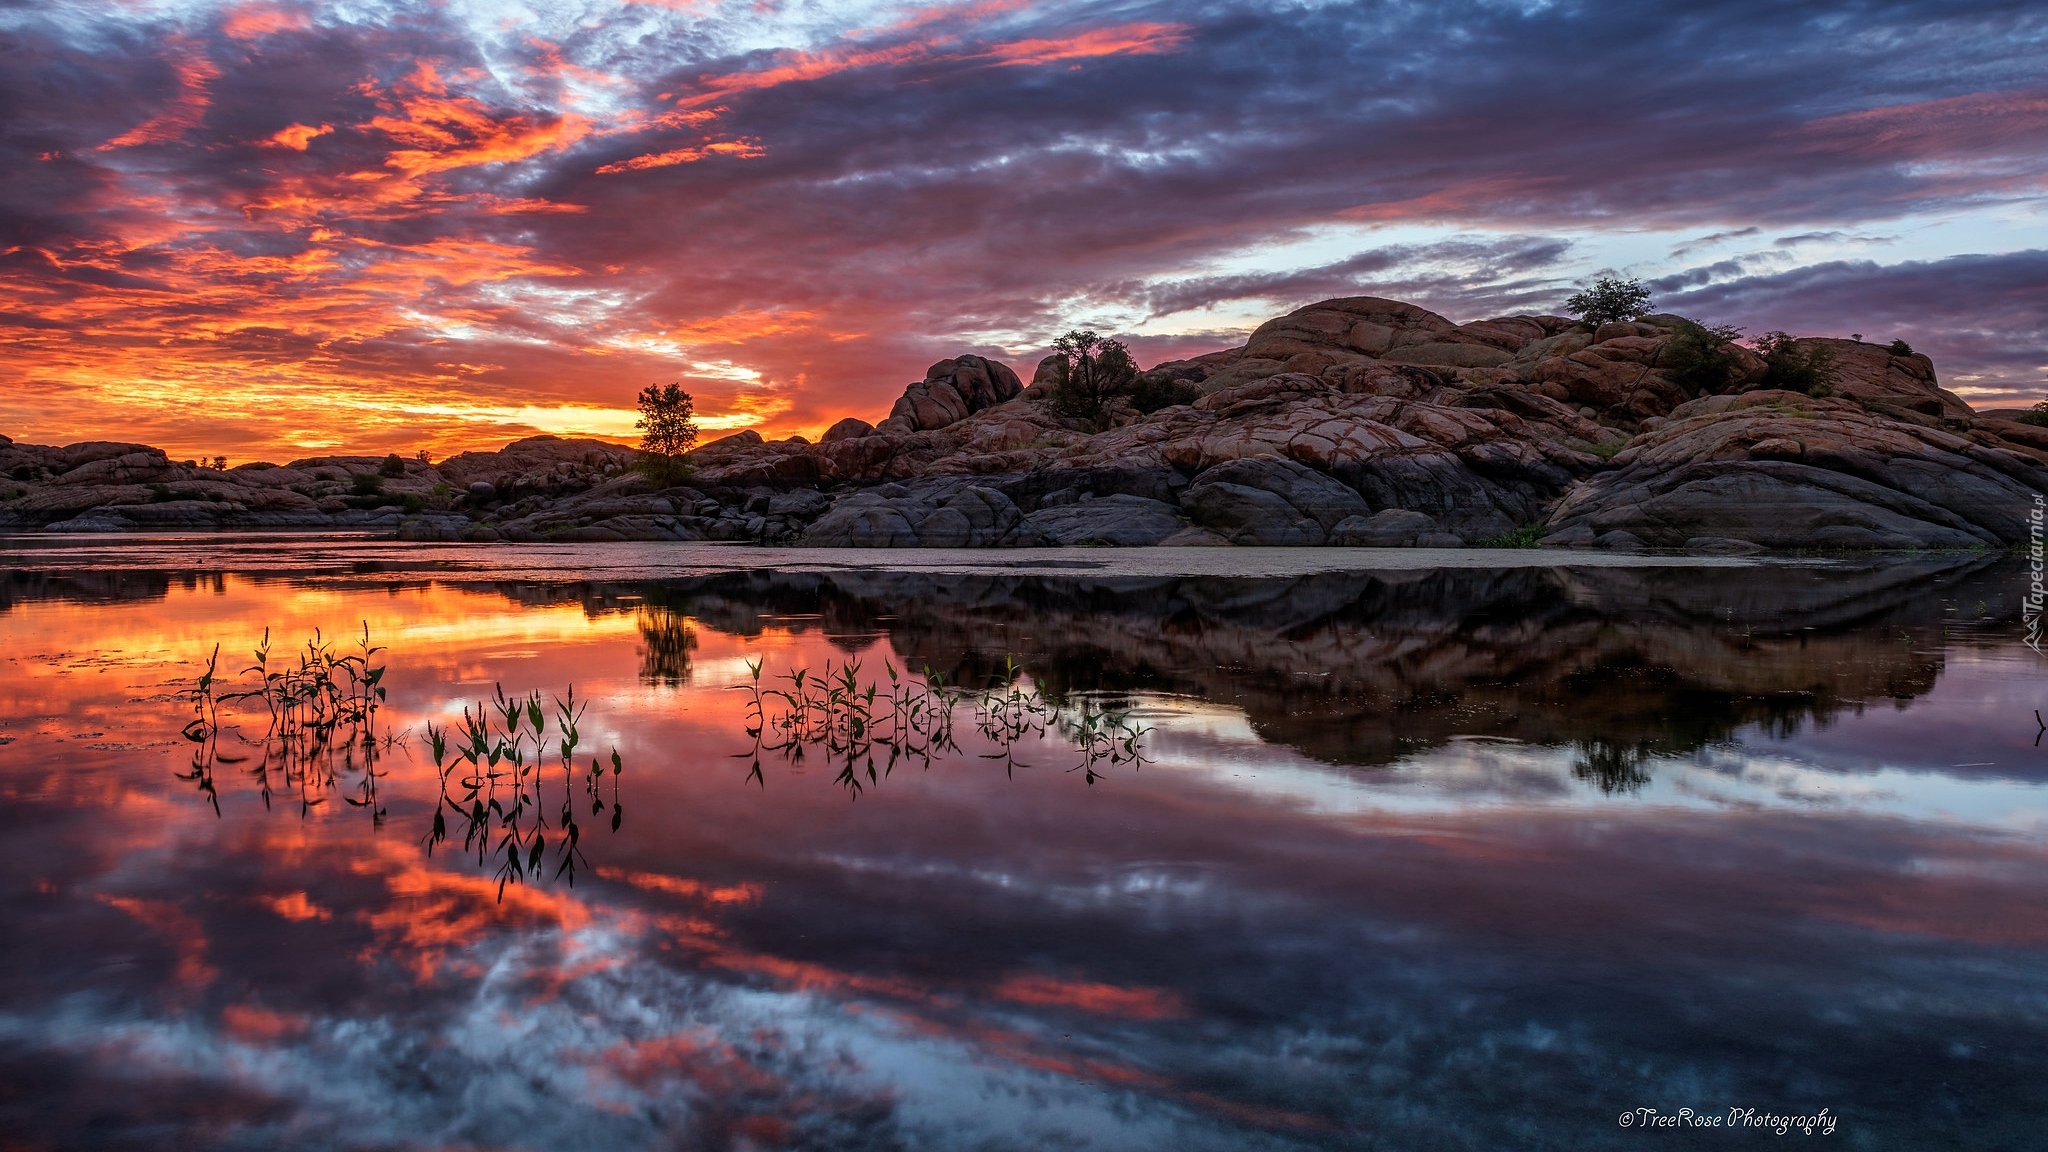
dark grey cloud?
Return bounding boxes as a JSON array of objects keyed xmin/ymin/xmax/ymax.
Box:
[
  {"xmin": 1657, "ymin": 249, "xmax": 2048, "ymax": 399},
  {"xmin": 1124, "ymin": 237, "xmax": 1576, "ymax": 319}
]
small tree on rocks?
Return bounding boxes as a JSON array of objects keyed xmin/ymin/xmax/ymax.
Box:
[
  {"xmin": 1662, "ymin": 319, "xmax": 1745, "ymax": 395},
  {"xmin": 1751, "ymin": 332, "xmax": 1840, "ymax": 396},
  {"xmin": 635, "ymin": 382, "xmax": 699, "ymax": 488},
  {"xmin": 1046, "ymin": 330, "xmax": 1139, "ymax": 426},
  {"xmin": 1565, "ymin": 277, "xmax": 1653, "ymax": 326}
]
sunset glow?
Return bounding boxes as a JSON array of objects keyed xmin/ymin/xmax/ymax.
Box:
[{"xmin": 3, "ymin": 0, "xmax": 2044, "ymax": 460}]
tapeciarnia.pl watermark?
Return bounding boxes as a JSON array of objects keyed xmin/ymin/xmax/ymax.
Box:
[
  {"xmin": 1618, "ymin": 1107, "xmax": 1837, "ymax": 1136},
  {"xmin": 2027, "ymin": 493, "xmax": 2045, "ymax": 655}
]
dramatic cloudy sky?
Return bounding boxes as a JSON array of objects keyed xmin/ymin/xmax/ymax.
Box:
[{"xmin": 3, "ymin": 0, "xmax": 2045, "ymax": 459}]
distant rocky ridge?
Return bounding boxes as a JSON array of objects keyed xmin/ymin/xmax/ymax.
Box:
[{"xmin": 4, "ymin": 296, "xmax": 2043, "ymax": 550}]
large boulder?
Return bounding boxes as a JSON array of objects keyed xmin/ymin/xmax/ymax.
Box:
[
  {"xmin": 1022, "ymin": 494, "xmax": 1185, "ymax": 546},
  {"xmin": 1544, "ymin": 391, "xmax": 2045, "ymax": 549},
  {"xmin": 1056, "ymin": 374, "xmax": 1606, "ymax": 542},
  {"xmin": 821, "ymin": 417, "xmax": 874, "ymax": 443},
  {"xmin": 434, "ymin": 435, "xmax": 634, "ymax": 497},
  {"xmin": 1749, "ymin": 338, "xmax": 1971, "ymax": 421},
  {"xmin": 876, "ymin": 354, "xmax": 1024, "ymax": 434},
  {"xmin": 1180, "ymin": 457, "xmax": 1369, "ymax": 545},
  {"xmin": 802, "ymin": 480, "xmax": 1027, "ymax": 547},
  {"xmin": 1329, "ymin": 508, "xmax": 1441, "ymax": 547}
]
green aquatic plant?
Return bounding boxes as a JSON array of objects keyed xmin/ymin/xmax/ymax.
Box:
[
  {"xmin": 732, "ymin": 653, "xmax": 1148, "ymax": 796},
  {"xmin": 180, "ymin": 623, "xmax": 394, "ymax": 821},
  {"xmin": 421, "ymin": 683, "xmax": 623, "ymax": 900},
  {"xmin": 180, "ymin": 626, "xmax": 623, "ymax": 899}
]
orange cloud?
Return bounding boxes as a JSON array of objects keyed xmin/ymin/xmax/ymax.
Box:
[
  {"xmin": 221, "ymin": 3, "xmax": 313, "ymax": 41},
  {"xmin": 102, "ymin": 39, "xmax": 222, "ymax": 148},
  {"xmin": 98, "ymin": 894, "xmax": 218, "ymax": 990},
  {"xmin": 265, "ymin": 890, "xmax": 333, "ymax": 921},
  {"xmin": 266, "ymin": 122, "xmax": 332, "ymax": 150},
  {"xmin": 595, "ymin": 139, "xmax": 766, "ymax": 174},
  {"xmin": 369, "ymin": 64, "xmax": 593, "ymax": 179},
  {"xmin": 352, "ymin": 839, "xmax": 596, "ymax": 981},
  {"xmin": 596, "ymin": 866, "xmax": 762, "ymax": 905},
  {"xmin": 980, "ymin": 23, "xmax": 1189, "ymax": 67},
  {"xmin": 221, "ymin": 1004, "xmax": 311, "ymax": 1042},
  {"xmin": 991, "ymin": 973, "xmax": 1187, "ymax": 1019}
]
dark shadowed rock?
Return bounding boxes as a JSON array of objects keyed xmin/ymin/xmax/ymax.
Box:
[
  {"xmin": 1180, "ymin": 456, "xmax": 1369, "ymax": 546},
  {"xmin": 821, "ymin": 417, "xmax": 874, "ymax": 443},
  {"xmin": 1022, "ymin": 495, "xmax": 1185, "ymax": 546},
  {"xmin": 802, "ymin": 479, "xmax": 1026, "ymax": 547},
  {"xmin": 1330, "ymin": 508, "xmax": 1438, "ymax": 547}
]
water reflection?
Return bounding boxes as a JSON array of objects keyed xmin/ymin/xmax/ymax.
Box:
[
  {"xmin": 732, "ymin": 653, "xmax": 1150, "ymax": 794},
  {"xmin": 560, "ymin": 554, "xmax": 2013, "ymax": 785},
  {"xmin": 420, "ymin": 684, "xmax": 624, "ymax": 896},
  {"xmin": 0, "ymin": 548, "xmax": 2042, "ymax": 1149},
  {"xmin": 635, "ymin": 597, "xmax": 698, "ymax": 687}
]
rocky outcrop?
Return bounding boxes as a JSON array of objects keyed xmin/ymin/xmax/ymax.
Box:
[
  {"xmin": 7, "ymin": 295, "xmax": 2042, "ymax": 549},
  {"xmin": 802, "ymin": 478, "xmax": 1030, "ymax": 547},
  {"xmin": 1543, "ymin": 391, "xmax": 2045, "ymax": 549},
  {"xmin": 873, "ymin": 355, "xmax": 1024, "ymax": 435}
]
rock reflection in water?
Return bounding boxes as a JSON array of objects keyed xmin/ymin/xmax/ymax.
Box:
[{"xmin": 595, "ymin": 553, "xmax": 2010, "ymax": 788}]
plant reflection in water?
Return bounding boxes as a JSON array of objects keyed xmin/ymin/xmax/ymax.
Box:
[
  {"xmin": 180, "ymin": 623, "xmax": 397, "ymax": 822},
  {"xmin": 732, "ymin": 653, "xmax": 1150, "ymax": 796},
  {"xmin": 421, "ymin": 684, "xmax": 623, "ymax": 901},
  {"xmin": 179, "ymin": 625, "xmax": 626, "ymax": 902}
]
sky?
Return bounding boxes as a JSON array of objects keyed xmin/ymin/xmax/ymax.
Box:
[{"xmin": 2, "ymin": 0, "xmax": 2045, "ymax": 461}]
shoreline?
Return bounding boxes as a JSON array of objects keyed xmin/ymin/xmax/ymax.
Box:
[{"xmin": 0, "ymin": 531, "xmax": 1951, "ymax": 581}]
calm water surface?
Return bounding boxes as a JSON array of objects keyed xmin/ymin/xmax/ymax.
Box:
[{"xmin": 1, "ymin": 539, "xmax": 2044, "ymax": 1150}]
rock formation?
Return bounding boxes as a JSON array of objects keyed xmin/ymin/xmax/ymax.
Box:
[{"xmin": 4, "ymin": 294, "xmax": 2042, "ymax": 549}]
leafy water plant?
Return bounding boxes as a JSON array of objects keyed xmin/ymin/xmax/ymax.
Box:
[
  {"xmin": 180, "ymin": 626, "xmax": 624, "ymax": 899},
  {"xmin": 181, "ymin": 623, "xmax": 394, "ymax": 821},
  {"xmin": 420, "ymin": 683, "xmax": 623, "ymax": 900},
  {"xmin": 732, "ymin": 653, "xmax": 1148, "ymax": 796}
]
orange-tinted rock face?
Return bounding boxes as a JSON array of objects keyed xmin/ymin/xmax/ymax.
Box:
[{"xmin": 876, "ymin": 354, "xmax": 1025, "ymax": 434}]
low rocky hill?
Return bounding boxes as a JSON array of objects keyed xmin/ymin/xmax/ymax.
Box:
[{"xmin": 4, "ymin": 295, "xmax": 2042, "ymax": 550}]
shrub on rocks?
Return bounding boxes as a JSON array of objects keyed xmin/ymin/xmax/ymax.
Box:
[
  {"xmin": 1662, "ymin": 320, "xmax": 1745, "ymax": 395},
  {"xmin": 1752, "ymin": 332, "xmax": 1840, "ymax": 396}
]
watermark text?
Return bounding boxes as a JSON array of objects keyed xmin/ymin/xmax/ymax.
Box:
[{"xmin": 1618, "ymin": 1107, "xmax": 1836, "ymax": 1136}]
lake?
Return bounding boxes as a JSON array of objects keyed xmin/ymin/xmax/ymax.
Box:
[{"xmin": 1, "ymin": 536, "xmax": 2042, "ymax": 1150}]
